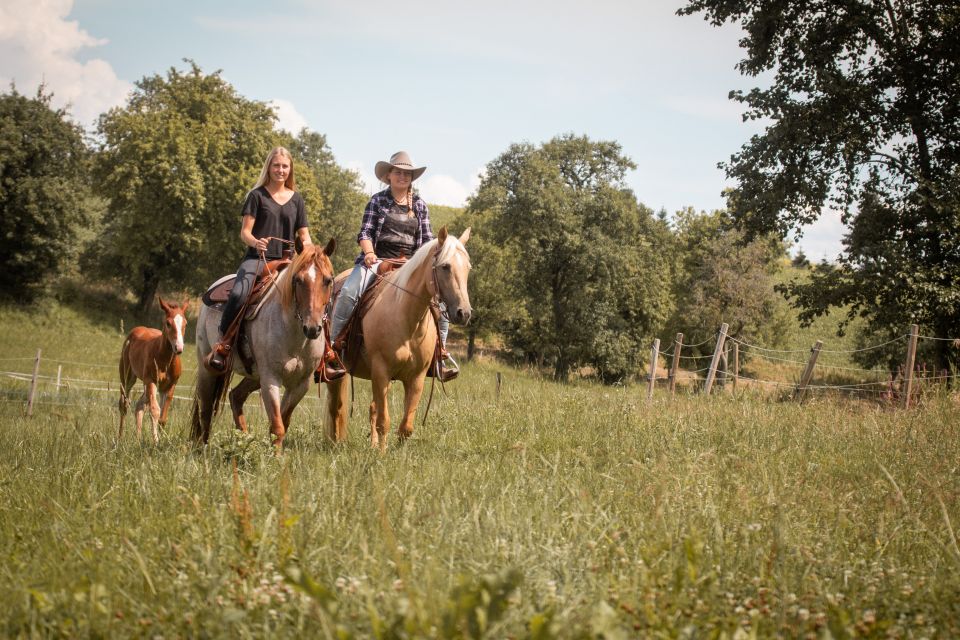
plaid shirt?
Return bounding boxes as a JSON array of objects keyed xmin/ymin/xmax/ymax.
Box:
[{"xmin": 355, "ymin": 188, "xmax": 434, "ymax": 264}]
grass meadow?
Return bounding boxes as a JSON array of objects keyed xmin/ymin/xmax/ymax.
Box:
[{"xmin": 0, "ymin": 300, "xmax": 958, "ymax": 638}]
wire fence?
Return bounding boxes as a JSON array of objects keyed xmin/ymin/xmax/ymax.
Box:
[{"xmin": 3, "ymin": 324, "xmax": 958, "ymax": 416}]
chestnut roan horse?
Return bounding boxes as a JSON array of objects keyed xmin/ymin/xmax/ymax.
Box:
[
  {"xmin": 192, "ymin": 239, "xmax": 336, "ymax": 449},
  {"xmin": 118, "ymin": 296, "xmax": 189, "ymax": 443},
  {"xmin": 324, "ymin": 227, "xmax": 472, "ymax": 451}
]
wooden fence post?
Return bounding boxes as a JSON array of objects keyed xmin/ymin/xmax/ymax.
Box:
[
  {"xmin": 495, "ymin": 372, "xmax": 502, "ymax": 402},
  {"xmin": 732, "ymin": 342, "xmax": 739, "ymax": 393},
  {"xmin": 56, "ymin": 365, "xmax": 62, "ymax": 394},
  {"xmin": 703, "ymin": 323, "xmax": 729, "ymax": 395},
  {"xmin": 793, "ymin": 340, "xmax": 823, "ymax": 401},
  {"xmin": 647, "ymin": 339, "xmax": 660, "ymax": 401},
  {"xmin": 903, "ymin": 324, "xmax": 919, "ymax": 409},
  {"xmin": 669, "ymin": 333, "xmax": 683, "ymax": 395},
  {"xmin": 27, "ymin": 349, "xmax": 41, "ymax": 417}
]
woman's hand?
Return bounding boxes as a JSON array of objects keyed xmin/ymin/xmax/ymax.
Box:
[
  {"xmin": 254, "ymin": 237, "xmax": 270, "ymax": 253},
  {"xmin": 363, "ymin": 251, "xmax": 378, "ymax": 267}
]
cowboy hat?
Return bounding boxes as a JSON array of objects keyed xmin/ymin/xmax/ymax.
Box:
[{"xmin": 375, "ymin": 151, "xmax": 427, "ymax": 183}]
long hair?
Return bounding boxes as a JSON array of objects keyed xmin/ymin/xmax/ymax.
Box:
[{"xmin": 252, "ymin": 146, "xmax": 297, "ymax": 191}]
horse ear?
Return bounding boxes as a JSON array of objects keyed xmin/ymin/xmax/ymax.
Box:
[
  {"xmin": 181, "ymin": 299, "xmax": 190, "ymax": 314},
  {"xmin": 459, "ymin": 227, "xmax": 471, "ymax": 245},
  {"xmin": 323, "ymin": 237, "xmax": 336, "ymax": 256},
  {"xmin": 437, "ymin": 226, "xmax": 448, "ymax": 245},
  {"xmin": 157, "ymin": 295, "xmax": 168, "ymax": 311},
  {"xmin": 295, "ymin": 235, "xmax": 304, "ymax": 255}
]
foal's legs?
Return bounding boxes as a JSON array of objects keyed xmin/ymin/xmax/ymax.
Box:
[
  {"xmin": 397, "ymin": 374, "xmax": 426, "ymax": 442},
  {"xmin": 117, "ymin": 358, "xmax": 138, "ymax": 440},
  {"xmin": 141, "ymin": 381, "xmax": 162, "ymax": 444},
  {"xmin": 229, "ymin": 377, "xmax": 260, "ymax": 433}
]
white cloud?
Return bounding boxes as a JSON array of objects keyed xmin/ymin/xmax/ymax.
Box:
[
  {"xmin": 268, "ymin": 98, "xmax": 309, "ymax": 134},
  {"xmin": 0, "ymin": 0, "xmax": 130, "ymax": 127},
  {"xmin": 793, "ymin": 209, "xmax": 847, "ymax": 262},
  {"xmin": 419, "ymin": 174, "xmax": 472, "ymax": 207}
]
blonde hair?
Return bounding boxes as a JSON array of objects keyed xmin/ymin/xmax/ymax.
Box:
[{"xmin": 253, "ymin": 147, "xmax": 297, "ymax": 191}]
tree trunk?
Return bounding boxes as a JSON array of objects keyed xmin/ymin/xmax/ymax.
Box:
[
  {"xmin": 467, "ymin": 330, "xmax": 476, "ymax": 362},
  {"xmin": 137, "ymin": 270, "xmax": 159, "ymax": 315}
]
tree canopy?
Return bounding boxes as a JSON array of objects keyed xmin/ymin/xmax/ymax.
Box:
[
  {"xmin": 466, "ymin": 134, "xmax": 673, "ymax": 382},
  {"xmin": 0, "ymin": 86, "xmax": 95, "ymax": 300},
  {"xmin": 680, "ymin": 0, "xmax": 960, "ymax": 369}
]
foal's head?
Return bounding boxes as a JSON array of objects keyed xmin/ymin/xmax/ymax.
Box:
[
  {"xmin": 157, "ymin": 296, "xmax": 189, "ymax": 354},
  {"xmin": 280, "ymin": 238, "xmax": 337, "ymax": 339},
  {"xmin": 433, "ymin": 227, "xmax": 473, "ymax": 325}
]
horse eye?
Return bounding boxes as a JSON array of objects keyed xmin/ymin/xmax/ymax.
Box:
[
  {"xmin": 441, "ymin": 264, "xmax": 451, "ymax": 271},
  {"xmin": 323, "ymin": 277, "xmax": 333, "ymax": 286}
]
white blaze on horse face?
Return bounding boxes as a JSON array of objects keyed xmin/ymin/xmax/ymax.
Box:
[{"xmin": 173, "ymin": 314, "xmax": 185, "ymax": 354}]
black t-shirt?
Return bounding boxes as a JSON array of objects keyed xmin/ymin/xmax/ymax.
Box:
[{"xmin": 241, "ymin": 186, "xmax": 308, "ymax": 259}]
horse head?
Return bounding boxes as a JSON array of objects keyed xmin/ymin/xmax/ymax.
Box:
[
  {"xmin": 157, "ymin": 295, "xmax": 189, "ymax": 354},
  {"xmin": 433, "ymin": 227, "xmax": 473, "ymax": 325},
  {"xmin": 282, "ymin": 238, "xmax": 336, "ymax": 339}
]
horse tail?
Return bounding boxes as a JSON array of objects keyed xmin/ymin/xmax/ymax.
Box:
[
  {"xmin": 190, "ymin": 373, "xmax": 228, "ymax": 444},
  {"xmin": 118, "ymin": 335, "xmax": 133, "ymax": 410}
]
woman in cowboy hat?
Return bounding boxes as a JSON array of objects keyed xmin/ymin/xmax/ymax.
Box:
[{"xmin": 325, "ymin": 151, "xmax": 457, "ymax": 380}]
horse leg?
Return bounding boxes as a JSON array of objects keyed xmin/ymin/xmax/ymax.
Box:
[
  {"xmin": 145, "ymin": 381, "xmax": 162, "ymax": 444},
  {"xmin": 158, "ymin": 383, "xmax": 175, "ymax": 428},
  {"xmin": 117, "ymin": 353, "xmax": 137, "ymax": 441},
  {"xmin": 134, "ymin": 388, "xmax": 149, "ymax": 440},
  {"xmin": 323, "ymin": 375, "xmax": 350, "ymax": 443},
  {"xmin": 229, "ymin": 377, "xmax": 260, "ymax": 433},
  {"xmin": 279, "ymin": 379, "xmax": 310, "ymax": 437},
  {"xmin": 370, "ymin": 366, "xmax": 391, "ymax": 452},
  {"xmin": 191, "ymin": 369, "xmax": 218, "ymax": 445},
  {"xmin": 260, "ymin": 381, "xmax": 286, "ymax": 450},
  {"xmin": 397, "ymin": 375, "xmax": 426, "ymax": 443}
]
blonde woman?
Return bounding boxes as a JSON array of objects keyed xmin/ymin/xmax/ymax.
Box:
[{"xmin": 206, "ymin": 147, "xmax": 312, "ymax": 373}]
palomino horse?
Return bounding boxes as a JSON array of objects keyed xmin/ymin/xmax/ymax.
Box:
[
  {"xmin": 118, "ymin": 296, "xmax": 189, "ymax": 443},
  {"xmin": 192, "ymin": 239, "xmax": 336, "ymax": 449},
  {"xmin": 324, "ymin": 227, "xmax": 472, "ymax": 451}
]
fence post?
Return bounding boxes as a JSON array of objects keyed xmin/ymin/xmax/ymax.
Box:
[
  {"xmin": 793, "ymin": 340, "xmax": 823, "ymax": 401},
  {"xmin": 495, "ymin": 372, "xmax": 502, "ymax": 402},
  {"xmin": 647, "ymin": 339, "xmax": 660, "ymax": 401},
  {"xmin": 732, "ymin": 342, "xmax": 739, "ymax": 393},
  {"xmin": 27, "ymin": 349, "xmax": 41, "ymax": 417},
  {"xmin": 703, "ymin": 323, "xmax": 729, "ymax": 395},
  {"xmin": 669, "ymin": 333, "xmax": 683, "ymax": 395},
  {"xmin": 903, "ymin": 324, "xmax": 919, "ymax": 409},
  {"xmin": 56, "ymin": 365, "xmax": 62, "ymax": 394}
]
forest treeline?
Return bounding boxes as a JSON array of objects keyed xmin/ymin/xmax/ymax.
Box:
[{"xmin": 3, "ymin": 2, "xmax": 958, "ymax": 381}]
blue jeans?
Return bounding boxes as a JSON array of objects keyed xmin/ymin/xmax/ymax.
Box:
[
  {"xmin": 330, "ymin": 263, "xmax": 449, "ymax": 345},
  {"xmin": 219, "ymin": 257, "xmax": 262, "ymax": 335}
]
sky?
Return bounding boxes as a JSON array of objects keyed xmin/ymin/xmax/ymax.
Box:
[{"xmin": 1, "ymin": 0, "xmax": 847, "ymax": 260}]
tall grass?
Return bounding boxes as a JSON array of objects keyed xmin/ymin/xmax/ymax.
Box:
[{"xmin": 0, "ymin": 302, "xmax": 957, "ymax": 637}]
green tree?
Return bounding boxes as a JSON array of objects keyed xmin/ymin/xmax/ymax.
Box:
[
  {"xmin": 680, "ymin": 1, "xmax": 960, "ymax": 370},
  {"xmin": 467, "ymin": 134, "xmax": 673, "ymax": 382},
  {"xmin": 667, "ymin": 207, "xmax": 790, "ymax": 375},
  {"xmin": 89, "ymin": 62, "xmax": 277, "ymax": 310},
  {"xmin": 0, "ymin": 86, "xmax": 95, "ymax": 300}
]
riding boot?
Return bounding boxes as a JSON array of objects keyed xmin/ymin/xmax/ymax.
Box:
[
  {"xmin": 318, "ymin": 346, "xmax": 347, "ymax": 382},
  {"xmin": 438, "ymin": 349, "xmax": 459, "ymax": 382}
]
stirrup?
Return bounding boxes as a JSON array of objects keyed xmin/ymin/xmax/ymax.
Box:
[
  {"xmin": 203, "ymin": 342, "xmax": 231, "ymax": 375},
  {"xmin": 315, "ymin": 348, "xmax": 347, "ymax": 383},
  {"xmin": 438, "ymin": 352, "xmax": 459, "ymax": 383}
]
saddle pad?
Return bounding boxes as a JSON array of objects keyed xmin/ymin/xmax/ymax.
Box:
[{"xmin": 202, "ymin": 273, "xmax": 235, "ymax": 307}]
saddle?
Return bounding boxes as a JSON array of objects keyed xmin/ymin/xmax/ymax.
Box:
[{"xmin": 323, "ymin": 258, "xmax": 444, "ymax": 381}]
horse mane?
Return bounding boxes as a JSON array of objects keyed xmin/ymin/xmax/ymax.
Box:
[
  {"xmin": 278, "ymin": 244, "xmax": 329, "ymax": 312},
  {"xmin": 391, "ymin": 236, "xmax": 462, "ymax": 291}
]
